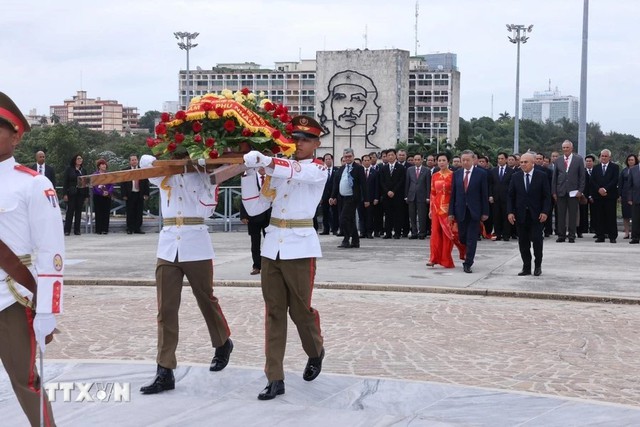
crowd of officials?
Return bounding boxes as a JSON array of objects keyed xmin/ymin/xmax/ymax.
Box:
[{"xmin": 314, "ymin": 141, "xmax": 640, "ymax": 269}]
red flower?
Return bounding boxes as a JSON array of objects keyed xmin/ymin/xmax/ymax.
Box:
[
  {"xmin": 215, "ymin": 107, "xmax": 225, "ymax": 117},
  {"xmin": 175, "ymin": 110, "xmax": 187, "ymax": 120},
  {"xmin": 279, "ymin": 114, "xmax": 289, "ymax": 123},
  {"xmin": 282, "ymin": 106, "xmax": 289, "ymax": 114},
  {"xmin": 146, "ymin": 137, "xmax": 156, "ymax": 148},
  {"xmin": 275, "ymin": 105, "xmax": 284, "ymax": 115},
  {"xmin": 192, "ymin": 121, "xmax": 203, "ymax": 133},
  {"xmin": 223, "ymin": 120, "xmax": 236, "ymax": 133},
  {"xmin": 285, "ymin": 123, "xmax": 294, "ymax": 133},
  {"xmin": 175, "ymin": 133, "xmax": 185, "ymax": 144},
  {"xmin": 241, "ymin": 87, "xmax": 250, "ymax": 96},
  {"xmin": 155, "ymin": 123, "xmax": 167, "ymax": 135},
  {"xmin": 167, "ymin": 142, "xmax": 177, "ymax": 152},
  {"xmin": 272, "ymin": 130, "xmax": 281, "ymax": 139},
  {"xmin": 241, "ymin": 128, "xmax": 253, "ymax": 137},
  {"xmin": 202, "ymin": 102, "xmax": 213, "ymax": 111},
  {"xmin": 271, "ymin": 145, "xmax": 281, "ymax": 154},
  {"xmin": 209, "ymin": 150, "xmax": 219, "ymax": 159},
  {"xmin": 263, "ymin": 102, "xmax": 274, "ymax": 112},
  {"xmin": 194, "ymin": 134, "xmax": 202, "ymax": 143},
  {"xmin": 160, "ymin": 112, "xmax": 171, "ymax": 122},
  {"xmin": 205, "ymin": 137, "xmax": 215, "ymax": 147}
]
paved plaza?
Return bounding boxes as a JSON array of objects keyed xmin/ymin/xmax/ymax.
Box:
[{"xmin": 2, "ymin": 230, "xmax": 640, "ymax": 425}]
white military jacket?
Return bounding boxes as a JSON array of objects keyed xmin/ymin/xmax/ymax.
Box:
[
  {"xmin": 141, "ymin": 155, "xmax": 218, "ymax": 262},
  {"xmin": 241, "ymin": 157, "xmax": 326, "ymax": 260},
  {"xmin": 0, "ymin": 157, "xmax": 64, "ymax": 313}
]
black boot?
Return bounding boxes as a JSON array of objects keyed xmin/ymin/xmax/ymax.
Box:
[
  {"xmin": 140, "ymin": 365, "xmax": 175, "ymax": 394},
  {"xmin": 257, "ymin": 380, "xmax": 285, "ymax": 400},
  {"xmin": 303, "ymin": 348, "xmax": 325, "ymax": 382},
  {"xmin": 210, "ymin": 338, "xmax": 233, "ymax": 372}
]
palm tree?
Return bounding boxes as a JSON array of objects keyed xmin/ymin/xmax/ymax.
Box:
[{"xmin": 497, "ymin": 111, "xmax": 512, "ymax": 122}]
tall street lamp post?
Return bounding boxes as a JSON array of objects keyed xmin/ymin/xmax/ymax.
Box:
[
  {"xmin": 506, "ymin": 24, "xmax": 533, "ymax": 154},
  {"xmin": 174, "ymin": 31, "xmax": 199, "ymax": 109}
]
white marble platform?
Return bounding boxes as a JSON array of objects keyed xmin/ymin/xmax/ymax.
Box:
[{"xmin": 2, "ymin": 361, "xmax": 639, "ymax": 426}]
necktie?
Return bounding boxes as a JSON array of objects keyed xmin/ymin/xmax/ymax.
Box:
[
  {"xmin": 390, "ymin": 164, "xmax": 394, "ymax": 176},
  {"xmin": 365, "ymin": 168, "xmax": 369, "ymax": 179},
  {"xmin": 588, "ymin": 169, "xmax": 592, "ymax": 176},
  {"xmin": 347, "ymin": 165, "xmax": 353, "ymax": 186},
  {"xmin": 463, "ymin": 170, "xmax": 470, "ymax": 192},
  {"xmin": 499, "ymin": 167, "xmax": 504, "ymax": 180},
  {"xmin": 327, "ymin": 169, "xmax": 331, "ymax": 181},
  {"xmin": 39, "ymin": 165, "xmax": 43, "ymax": 175},
  {"xmin": 525, "ymin": 173, "xmax": 530, "ymax": 192},
  {"xmin": 603, "ymin": 164, "xmax": 607, "ymax": 174},
  {"xmin": 564, "ymin": 156, "xmax": 569, "ymax": 170},
  {"xmin": 416, "ymin": 167, "xmax": 420, "ymax": 179}
]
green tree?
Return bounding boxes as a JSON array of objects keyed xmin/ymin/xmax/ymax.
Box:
[{"xmin": 139, "ymin": 110, "xmax": 161, "ymax": 133}]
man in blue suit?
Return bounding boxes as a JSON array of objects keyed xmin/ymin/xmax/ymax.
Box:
[
  {"xmin": 448, "ymin": 150, "xmax": 489, "ymax": 273},
  {"xmin": 507, "ymin": 153, "xmax": 551, "ymax": 276}
]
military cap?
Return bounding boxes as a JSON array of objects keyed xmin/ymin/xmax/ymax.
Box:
[
  {"xmin": 290, "ymin": 115, "xmax": 324, "ymax": 139},
  {"xmin": 0, "ymin": 92, "xmax": 30, "ymax": 137}
]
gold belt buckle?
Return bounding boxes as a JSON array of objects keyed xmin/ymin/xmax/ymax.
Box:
[
  {"xmin": 278, "ymin": 218, "xmax": 288, "ymax": 228},
  {"xmin": 176, "ymin": 217, "xmax": 184, "ymax": 227}
]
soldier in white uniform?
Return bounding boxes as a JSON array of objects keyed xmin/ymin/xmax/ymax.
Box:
[
  {"xmin": 242, "ymin": 115, "xmax": 327, "ymax": 400},
  {"xmin": 0, "ymin": 92, "xmax": 64, "ymax": 427},
  {"xmin": 139, "ymin": 154, "xmax": 233, "ymax": 395}
]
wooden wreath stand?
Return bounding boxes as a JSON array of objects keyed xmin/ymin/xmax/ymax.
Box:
[{"xmin": 78, "ymin": 154, "xmax": 246, "ymax": 187}]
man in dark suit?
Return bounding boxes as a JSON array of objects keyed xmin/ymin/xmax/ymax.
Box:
[
  {"xmin": 448, "ymin": 150, "xmax": 489, "ymax": 273},
  {"xmin": 120, "ymin": 154, "xmax": 150, "ymax": 234},
  {"xmin": 534, "ymin": 153, "xmax": 554, "ymax": 237},
  {"xmin": 551, "ymin": 140, "xmax": 585, "ymax": 243},
  {"xmin": 330, "ymin": 148, "xmax": 367, "ymax": 248},
  {"xmin": 405, "ymin": 153, "xmax": 430, "ymax": 239},
  {"xmin": 627, "ymin": 161, "xmax": 640, "ymax": 244},
  {"xmin": 379, "ymin": 148, "xmax": 406, "ymax": 239},
  {"xmin": 579, "ymin": 154, "xmax": 596, "ymax": 235},
  {"xmin": 30, "ymin": 150, "xmax": 56, "ymax": 187},
  {"xmin": 488, "ymin": 152, "xmax": 514, "ymax": 241},
  {"xmin": 319, "ymin": 153, "xmax": 338, "ymax": 235},
  {"xmin": 590, "ymin": 149, "xmax": 619, "ymax": 243},
  {"xmin": 507, "ymin": 153, "xmax": 551, "ymax": 276},
  {"xmin": 240, "ymin": 168, "xmax": 272, "ymax": 274},
  {"xmin": 359, "ymin": 154, "xmax": 380, "ymax": 239}
]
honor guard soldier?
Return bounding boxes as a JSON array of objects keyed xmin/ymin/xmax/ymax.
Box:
[
  {"xmin": 139, "ymin": 153, "xmax": 233, "ymax": 395},
  {"xmin": 0, "ymin": 92, "xmax": 64, "ymax": 426},
  {"xmin": 242, "ymin": 115, "xmax": 327, "ymax": 400}
]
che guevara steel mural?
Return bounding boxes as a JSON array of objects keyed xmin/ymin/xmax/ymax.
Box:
[{"xmin": 319, "ymin": 70, "xmax": 381, "ymax": 149}]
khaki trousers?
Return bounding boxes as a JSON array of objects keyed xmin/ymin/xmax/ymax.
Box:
[
  {"xmin": 155, "ymin": 258, "xmax": 230, "ymax": 369},
  {"xmin": 261, "ymin": 257, "xmax": 323, "ymax": 381},
  {"xmin": 0, "ymin": 303, "xmax": 56, "ymax": 427}
]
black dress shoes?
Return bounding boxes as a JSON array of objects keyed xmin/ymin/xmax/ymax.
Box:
[
  {"xmin": 210, "ymin": 338, "xmax": 233, "ymax": 371},
  {"xmin": 319, "ymin": 231, "xmax": 330, "ymax": 235},
  {"xmin": 568, "ymin": 238, "xmax": 575, "ymax": 243},
  {"xmin": 383, "ymin": 235, "xmax": 392, "ymax": 239},
  {"xmin": 337, "ymin": 243, "xmax": 351, "ymax": 248},
  {"xmin": 555, "ymin": 237, "xmax": 565, "ymax": 243},
  {"xmin": 610, "ymin": 239, "xmax": 617, "ymax": 244},
  {"xmin": 463, "ymin": 264, "xmax": 472, "ymax": 274},
  {"xmin": 517, "ymin": 269, "xmax": 531, "ymax": 276},
  {"xmin": 258, "ymin": 380, "xmax": 285, "ymax": 400},
  {"xmin": 595, "ymin": 238, "xmax": 605, "ymax": 243},
  {"xmin": 140, "ymin": 365, "xmax": 175, "ymax": 394},
  {"xmin": 134, "ymin": 230, "xmax": 145, "ymax": 234},
  {"xmin": 303, "ymin": 348, "xmax": 325, "ymax": 382},
  {"xmin": 126, "ymin": 230, "xmax": 133, "ymax": 234},
  {"xmin": 630, "ymin": 239, "xmax": 640, "ymax": 244},
  {"xmin": 534, "ymin": 267, "xmax": 542, "ymax": 276}
]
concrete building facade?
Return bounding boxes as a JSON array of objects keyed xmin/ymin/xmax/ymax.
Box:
[
  {"xmin": 176, "ymin": 49, "xmax": 460, "ymax": 159},
  {"xmin": 50, "ymin": 91, "xmax": 140, "ymax": 134},
  {"xmin": 522, "ymin": 88, "xmax": 579, "ymax": 124}
]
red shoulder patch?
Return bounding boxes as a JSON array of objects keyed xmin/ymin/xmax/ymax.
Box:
[
  {"xmin": 313, "ymin": 159, "xmax": 324, "ymax": 166},
  {"xmin": 15, "ymin": 164, "xmax": 38, "ymax": 177},
  {"xmin": 273, "ymin": 158, "xmax": 290, "ymax": 167}
]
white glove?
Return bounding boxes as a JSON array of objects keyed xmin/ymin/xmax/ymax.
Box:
[
  {"xmin": 33, "ymin": 313, "xmax": 56, "ymax": 352},
  {"xmin": 243, "ymin": 151, "xmax": 271, "ymax": 168},
  {"xmin": 140, "ymin": 154, "xmax": 156, "ymax": 168}
]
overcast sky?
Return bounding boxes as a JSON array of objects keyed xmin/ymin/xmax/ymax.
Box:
[{"xmin": 4, "ymin": 0, "xmax": 639, "ymax": 138}]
